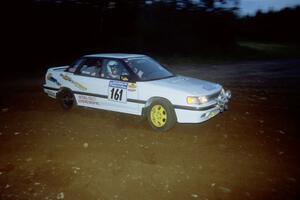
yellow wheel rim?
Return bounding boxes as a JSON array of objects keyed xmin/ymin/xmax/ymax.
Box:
[{"xmin": 150, "ymin": 105, "xmax": 167, "ymax": 127}]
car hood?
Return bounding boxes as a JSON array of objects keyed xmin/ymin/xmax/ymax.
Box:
[{"xmin": 149, "ymin": 75, "xmax": 222, "ymax": 95}]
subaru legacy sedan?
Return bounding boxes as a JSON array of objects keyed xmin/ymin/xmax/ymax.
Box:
[{"xmin": 43, "ymin": 53, "xmax": 231, "ymax": 131}]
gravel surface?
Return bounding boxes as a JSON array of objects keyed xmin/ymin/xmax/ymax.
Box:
[{"xmin": 0, "ymin": 59, "xmax": 300, "ymax": 200}]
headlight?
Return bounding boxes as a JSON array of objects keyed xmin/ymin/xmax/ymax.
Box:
[
  {"xmin": 187, "ymin": 97, "xmax": 198, "ymax": 104},
  {"xmin": 187, "ymin": 96, "xmax": 208, "ymax": 104},
  {"xmin": 199, "ymin": 96, "xmax": 208, "ymax": 104}
]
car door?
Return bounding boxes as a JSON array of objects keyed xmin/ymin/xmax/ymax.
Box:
[
  {"xmin": 61, "ymin": 57, "xmax": 108, "ymax": 110},
  {"xmin": 101, "ymin": 59, "xmax": 140, "ymax": 115},
  {"xmin": 62, "ymin": 57, "xmax": 140, "ymax": 115}
]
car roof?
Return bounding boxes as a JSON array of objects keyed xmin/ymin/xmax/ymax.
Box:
[{"xmin": 85, "ymin": 53, "xmax": 146, "ymax": 59}]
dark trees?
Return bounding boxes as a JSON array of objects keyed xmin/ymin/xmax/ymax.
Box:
[
  {"xmin": 28, "ymin": 0, "xmax": 239, "ymax": 56},
  {"xmin": 238, "ymin": 6, "xmax": 300, "ymax": 43}
]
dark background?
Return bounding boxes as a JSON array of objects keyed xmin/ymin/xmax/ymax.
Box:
[
  {"xmin": 3, "ymin": 0, "xmax": 300, "ymax": 77},
  {"xmin": 1, "ymin": 2, "xmax": 300, "ymax": 199}
]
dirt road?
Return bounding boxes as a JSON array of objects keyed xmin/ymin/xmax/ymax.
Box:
[{"xmin": 1, "ymin": 60, "xmax": 300, "ymax": 200}]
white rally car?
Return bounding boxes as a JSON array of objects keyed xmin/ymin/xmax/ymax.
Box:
[{"xmin": 43, "ymin": 53, "xmax": 231, "ymax": 131}]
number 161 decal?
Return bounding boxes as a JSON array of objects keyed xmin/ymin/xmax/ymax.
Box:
[{"xmin": 108, "ymin": 81, "xmax": 128, "ymax": 103}]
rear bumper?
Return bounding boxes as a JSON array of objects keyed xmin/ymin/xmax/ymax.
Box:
[{"xmin": 43, "ymin": 85, "xmax": 59, "ymax": 99}]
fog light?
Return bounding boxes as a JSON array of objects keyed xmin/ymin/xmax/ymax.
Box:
[{"xmin": 225, "ymin": 90, "xmax": 231, "ymax": 99}]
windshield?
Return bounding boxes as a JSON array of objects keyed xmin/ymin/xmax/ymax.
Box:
[{"xmin": 124, "ymin": 57, "xmax": 174, "ymax": 81}]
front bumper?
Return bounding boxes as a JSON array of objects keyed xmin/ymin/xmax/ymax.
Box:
[{"xmin": 175, "ymin": 89, "xmax": 231, "ymax": 123}]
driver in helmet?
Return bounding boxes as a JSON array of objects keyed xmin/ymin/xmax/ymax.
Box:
[{"xmin": 106, "ymin": 60, "xmax": 120, "ymax": 79}]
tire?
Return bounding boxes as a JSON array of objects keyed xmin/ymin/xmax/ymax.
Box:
[
  {"xmin": 147, "ymin": 99, "xmax": 177, "ymax": 132},
  {"xmin": 57, "ymin": 89, "xmax": 75, "ymax": 110}
]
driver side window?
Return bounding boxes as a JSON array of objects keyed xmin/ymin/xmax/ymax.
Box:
[{"xmin": 101, "ymin": 59, "xmax": 129, "ymax": 81}]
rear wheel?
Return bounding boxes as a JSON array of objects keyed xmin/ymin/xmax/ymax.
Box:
[
  {"xmin": 57, "ymin": 89, "xmax": 75, "ymax": 110},
  {"xmin": 147, "ymin": 99, "xmax": 176, "ymax": 132}
]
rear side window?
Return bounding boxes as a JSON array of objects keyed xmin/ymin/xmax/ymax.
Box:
[
  {"xmin": 67, "ymin": 58, "xmax": 86, "ymax": 73},
  {"xmin": 78, "ymin": 58, "xmax": 103, "ymax": 77}
]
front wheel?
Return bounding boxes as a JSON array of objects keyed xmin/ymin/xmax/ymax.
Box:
[{"xmin": 147, "ymin": 99, "xmax": 177, "ymax": 132}]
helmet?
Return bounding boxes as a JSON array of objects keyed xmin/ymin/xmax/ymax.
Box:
[{"xmin": 107, "ymin": 60, "xmax": 119, "ymax": 75}]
